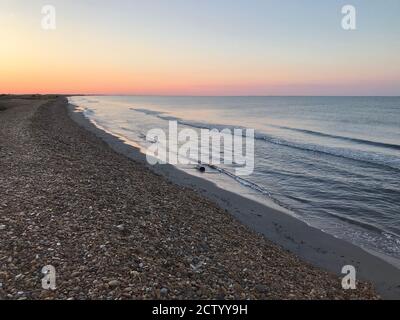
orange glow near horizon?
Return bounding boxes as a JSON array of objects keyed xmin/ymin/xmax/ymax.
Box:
[{"xmin": 1, "ymin": 1, "xmax": 400, "ymax": 96}]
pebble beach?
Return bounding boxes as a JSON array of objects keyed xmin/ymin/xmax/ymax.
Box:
[{"xmin": 0, "ymin": 96, "xmax": 378, "ymax": 300}]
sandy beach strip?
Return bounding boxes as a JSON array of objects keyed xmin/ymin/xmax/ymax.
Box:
[{"xmin": 0, "ymin": 96, "xmax": 378, "ymax": 300}]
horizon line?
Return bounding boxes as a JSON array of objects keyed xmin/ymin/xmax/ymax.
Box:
[{"xmin": 2, "ymin": 93, "xmax": 400, "ymax": 98}]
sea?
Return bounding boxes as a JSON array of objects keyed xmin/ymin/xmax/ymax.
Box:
[{"xmin": 68, "ymin": 95, "xmax": 400, "ymax": 265}]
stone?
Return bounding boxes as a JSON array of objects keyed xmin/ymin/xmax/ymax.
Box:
[
  {"xmin": 255, "ymin": 284, "xmax": 269, "ymax": 294},
  {"xmin": 116, "ymin": 224, "xmax": 125, "ymax": 231},
  {"xmin": 108, "ymin": 280, "xmax": 121, "ymax": 288},
  {"xmin": 160, "ymin": 288, "xmax": 169, "ymax": 296}
]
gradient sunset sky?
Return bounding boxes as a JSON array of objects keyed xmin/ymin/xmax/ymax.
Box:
[{"xmin": 1, "ymin": 0, "xmax": 399, "ymax": 96}]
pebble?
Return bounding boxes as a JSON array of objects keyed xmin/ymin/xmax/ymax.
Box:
[
  {"xmin": 255, "ymin": 284, "xmax": 269, "ymax": 294},
  {"xmin": 108, "ymin": 280, "xmax": 121, "ymax": 288},
  {"xmin": 160, "ymin": 288, "xmax": 169, "ymax": 296},
  {"xmin": 130, "ymin": 271, "xmax": 140, "ymax": 277},
  {"xmin": 116, "ymin": 224, "xmax": 125, "ymax": 231}
]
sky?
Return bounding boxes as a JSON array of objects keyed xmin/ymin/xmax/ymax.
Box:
[{"xmin": 0, "ymin": 0, "xmax": 399, "ymax": 96}]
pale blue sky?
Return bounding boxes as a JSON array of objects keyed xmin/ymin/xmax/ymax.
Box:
[{"xmin": 1, "ymin": 0, "xmax": 399, "ymax": 95}]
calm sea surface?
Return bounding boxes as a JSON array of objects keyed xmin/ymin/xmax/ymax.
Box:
[{"xmin": 69, "ymin": 96, "xmax": 400, "ymax": 263}]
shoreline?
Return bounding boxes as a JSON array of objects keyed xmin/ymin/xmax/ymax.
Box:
[
  {"xmin": 68, "ymin": 100, "xmax": 400, "ymax": 299},
  {"xmin": 0, "ymin": 96, "xmax": 383, "ymax": 299}
]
